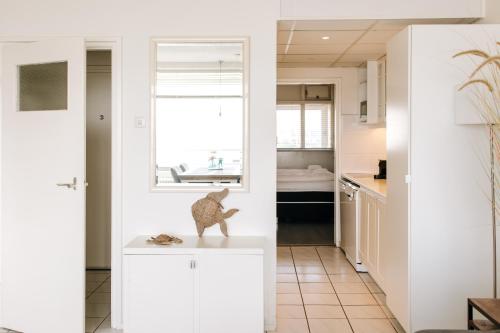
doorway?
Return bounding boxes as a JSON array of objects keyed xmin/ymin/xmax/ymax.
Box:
[{"xmin": 85, "ymin": 50, "xmax": 113, "ymax": 332}]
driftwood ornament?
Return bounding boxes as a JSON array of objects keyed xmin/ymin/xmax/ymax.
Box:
[
  {"xmin": 148, "ymin": 234, "xmax": 183, "ymax": 245},
  {"xmin": 191, "ymin": 188, "xmax": 239, "ymax": 237}
]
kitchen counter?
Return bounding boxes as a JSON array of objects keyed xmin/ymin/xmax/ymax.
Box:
[{"xmin": 343, "ymin": 173, "xmax": 387, "ymax": 200}]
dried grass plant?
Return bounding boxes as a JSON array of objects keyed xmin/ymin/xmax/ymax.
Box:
[{"xmin": 454, "ymin": 41, "xmax": 500, "ymax": 297}]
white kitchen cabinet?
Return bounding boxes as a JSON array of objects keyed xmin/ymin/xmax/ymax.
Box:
[
  {"xmin": 359, "ymin": 60, "xmax": 386, "ymax": 125},
  {"xmin": 359, "ymin": 191, "xmax": 368, "ymax": 263},
  {"xmin": 366, "ymin": 195, "xmax": 379, "ymax": 275},
  {"xmin": 358, "ymin": 190, "xmax": 386, "ymax": 288},
  {"xmin": 124, "ymin": 236, "xmax": 265, "ymax": 333}
]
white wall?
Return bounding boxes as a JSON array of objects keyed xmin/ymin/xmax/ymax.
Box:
[{"xmin": 278, "ymin": 68, "xmax": 386, "ymax": 175}]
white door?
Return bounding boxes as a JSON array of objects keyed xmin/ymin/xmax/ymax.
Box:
[{"xmin": 1, "ymin": 38, "xmax": 86, "ymax": 333}]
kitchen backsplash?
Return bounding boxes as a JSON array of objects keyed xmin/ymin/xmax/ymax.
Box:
[{"xmin": 341, "ymin": 114, "xmax": 386, "ymax": 174}]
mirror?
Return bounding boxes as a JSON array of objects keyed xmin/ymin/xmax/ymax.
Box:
[{"xmin": 151, "ymin": 38, "xmax": 248, "ymax": 190}]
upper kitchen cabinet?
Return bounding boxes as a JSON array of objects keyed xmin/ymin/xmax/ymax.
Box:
[
  {"xmin": 386, "ymin": 24, "xmax": 500, "ymax": 333},
  {"xmin": 359, "ymin": 59, "xmax": 386, "ymax": 125}
]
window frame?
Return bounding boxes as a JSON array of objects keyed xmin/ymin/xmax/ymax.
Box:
[
  {"xmin": 276, "ymin": 100, "xmax": 334, "ymax": 152},
  {"xmin": 149, "ymin": 37, "xmax": 250, "ymax": 192}
]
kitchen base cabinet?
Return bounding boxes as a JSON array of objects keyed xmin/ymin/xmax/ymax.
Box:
[
  {"xmin": 123, "ymin": 236, "xmax": 265, "ymax": 333},
  {"xmin": 358, "ymin": 190, "xmax": 386, "ymax": 289}
]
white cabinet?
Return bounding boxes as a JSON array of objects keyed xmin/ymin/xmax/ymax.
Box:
[
  {"xmin": 359, "ymin": 191, "xmax": 368, "ymax": 263},
  {"xmin": 386, "ymin": 25, "xmax": 500, "ymax": 332},
  {"xmin": 124, "ymin": 236, "xmax": 265, "ymax": 333},
  {"xmin": 125, "ymin": 255, "xmax": 196, "ymax": 333},
  {"xmin": 358, "ymin": 191, "xmax": 386, "ymax": 287},
  {"xmin": 359, "ymin": 60, "xmax": 386, "ymax": 125}
]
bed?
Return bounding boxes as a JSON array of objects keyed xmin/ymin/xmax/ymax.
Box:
[{"xmin": 277, "ymin": 166, "xmax": 335, "ymax": 222}]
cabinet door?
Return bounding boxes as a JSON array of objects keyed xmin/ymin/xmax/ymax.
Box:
[
  {"xmin": 125, "ymin": 255, "xmax": 195, "ymax": 333},
  {"xmin": 367, "ymin": 195, "xmax": 379, "ymax": 272},
  {"xmin": 359, "ymin": 191, "xmax": 368, "ymax": 263},
  {"xmin": 377, "ymin": 199, "xmax": 387, "ymax": 288},
  {"xmin": 199, "ymin": 254, "xmax": 264, "ymax": 333}
]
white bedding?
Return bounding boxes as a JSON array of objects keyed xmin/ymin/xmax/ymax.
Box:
[{"xmin": 277, "ymin": 168, "xmax": 335, "ymax": 192}]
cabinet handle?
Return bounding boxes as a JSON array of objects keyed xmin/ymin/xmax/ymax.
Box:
[{"xmin": 189, "ymin": 260, "xmax": 197, "ymax": 269}]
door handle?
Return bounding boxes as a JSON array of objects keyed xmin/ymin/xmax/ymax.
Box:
[{"xmin": 56, "ymin": 177, "xmax": 77, "ymax": 190}]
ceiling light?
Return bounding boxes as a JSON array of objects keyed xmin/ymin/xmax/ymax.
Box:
[{"xmin": 321, "ymin": 36, "xmax": 330, "ymax": 40}]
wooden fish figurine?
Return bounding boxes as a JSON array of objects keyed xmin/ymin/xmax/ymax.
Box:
[{"xmin": 191, "ymin": 188, "xmax": 239, "ymax": 237}]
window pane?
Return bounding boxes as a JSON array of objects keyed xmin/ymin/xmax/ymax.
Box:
[
  {"xmin": 305, "ymin": 104, "xmax": 331, "ymax": 149},
  {"xmin": 19, "ymin": 62, "xmax": 68, "ymax": 111},
  {"xmin": 156, "ymin": 98, "xmax": 243, "ymax": 168},
  {"xmin": 153, "ymin": 40, "xmax": 246, "ymax": 187},
  {"xmin": 277, "ymin": 104, "xmax": 301, "ymax": 149}
]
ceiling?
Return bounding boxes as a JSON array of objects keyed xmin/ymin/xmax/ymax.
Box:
[{"xmin": 277, "ymin": 18, "xmax": 476, "ymax": 68}]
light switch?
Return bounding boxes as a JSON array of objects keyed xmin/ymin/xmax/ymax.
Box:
[{"xmin": 135, "ymin": 117, "xmax": 146, "ymax": 128}]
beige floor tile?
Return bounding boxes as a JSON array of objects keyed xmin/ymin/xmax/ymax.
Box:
[
  {"xmin": 277, "ymin": 293, "xmax": 303, "ymax": 305},
  {"xmin": 329, "ymin": 274, "xmax": 362, "ymax": 283},
  {"xmin": 295, "ymin": 266, "xmax": 326, "ymax": 274},
  {"xmin": 305, "ymin": 305, "xmax": 345, "ymax": 319},
  {"xmin": 373, "ymin": 293, "xmax": 386, "ymax": 305},
  {"xmin": 381, "ymin": 305, "xmax": 395, "ymax": 319},
  {"xmin": 277, "ymin": 305, "xmax": 306, "ymax": 319},
  {"xmin": 278, "ymin": 258, "xmax": 295, "ymax": 266},
  {"xmin": 297, "ymin": 274, "xmax": 329, "ymax": 283},
  {"xmin": 308, "ymin": 318, "xmax": 353, "ymax": 333},
  {"xmin": 349, "ymin": 319, "xmax": 396, "ymax": 333},
  {"xmin": 277, "ymin": 274, "xmax": 298, "ymax": 283},
  {"xmin": 302, "ymin": 293, "xmax": 340, "ymax": 305},
  {"xmin": 332, "ymin": 282, "xmax": 370, "ymax": 294},
  {"xmin": 278, "ymin": 282, "xmax": 300, "ymax": 294},
  {"xmin": 294, "ymin": 260, "xmax": 323, "ymax": 266},
  {"xmin": 337, "ymin": 293, "xmax": 377, "ymax": 306},
  {"xmin": 87, "ymin": 292, "xmax": 111, "ymax": 304},
  {"xmin": 300, "ymin": 283, "xmax": 334, "ymax": 294},
  {"xmin": 268, "ymin": 318, "xmax": 309, "ymax": 333},
  {"xmin": 366, "ymin": 282, "xmax": 383, "ymax": 294},
  {"xmin": 86, "ymin": 317, "xmax": 104, "ymax": 333},
  {"xmin": 343, "ymin": 306, "xmax": 387, "ymax": 319},
  {"xmin": 358, "ymin": 273, "xmax": 374, "ymax": 283},
  {"xmin": 86, "ymin": 303, "xmax": 111, "ymax": 318},
  {"xmin": 324, "ymin": 263, "xmax": 356, "ymax": 275},
  {"xmin": 278, "ymin": 266, "xmax": 296, "ymax": 274},
  {"xmin": 278, "ymin": 247, "xmax": 292, "ymax": 255}
]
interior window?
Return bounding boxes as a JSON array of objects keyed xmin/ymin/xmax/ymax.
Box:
[
  {"xmin": 18, "ymin": 61, "xmax": 68, "ymax": 111},
  {"xmin": 151, "ymin": 39, "xmax": 248, "ymax": 189}
]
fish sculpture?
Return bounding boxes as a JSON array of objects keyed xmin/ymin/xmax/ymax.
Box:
[{"xmin": 191, "ymin": 188, "xmax": 239, "ymax": 237}]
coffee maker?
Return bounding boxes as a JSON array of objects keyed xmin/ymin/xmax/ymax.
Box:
[{"xmin": 374, "ymin": 160, "xmax": 386, "ymax": 179}]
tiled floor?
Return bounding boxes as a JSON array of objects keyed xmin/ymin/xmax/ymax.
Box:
[
  {"xmin": 272, "ymin": 246, "xmax": 405, "ymax": 333},
  {"xmin": 86, "ymin": 270, "xmax": 121, "ymax": 333}
]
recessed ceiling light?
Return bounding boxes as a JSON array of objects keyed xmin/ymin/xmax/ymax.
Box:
[{"xmin": 321, "ymin": 36, "xmax": 330, "ymax": 40}]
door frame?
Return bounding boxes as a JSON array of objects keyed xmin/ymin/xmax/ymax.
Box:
[
  {"xmin": 276, "ymin": 77, "xmax": 342, "ymax": 246},
  {"xmin": 0, "ymin": 36, "xmax": 124, "ymax": 329}
]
